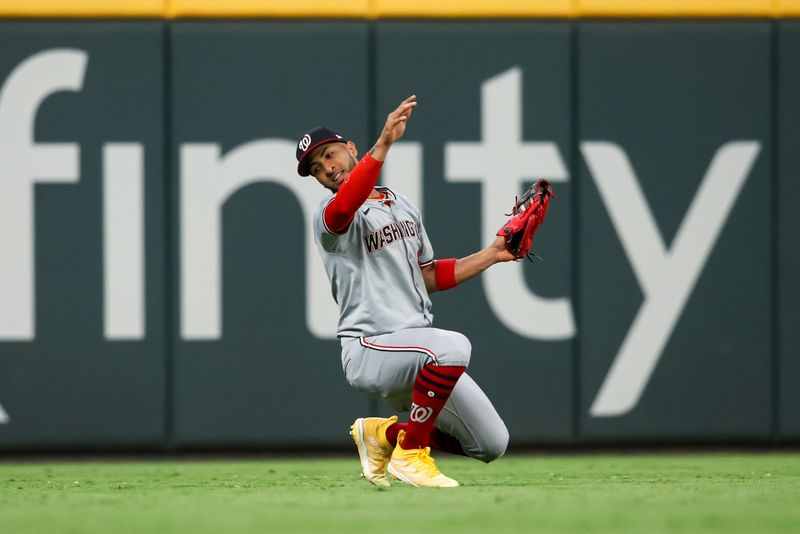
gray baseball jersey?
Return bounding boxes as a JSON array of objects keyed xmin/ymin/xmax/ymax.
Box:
[{"xmin": 313, "ymin": 186, "xmax": 435, "ymax": 338}]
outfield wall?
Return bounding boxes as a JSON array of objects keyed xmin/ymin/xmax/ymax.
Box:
[{"xmin": 0, "ymin": 19, "xmax": 798, "ymax": 450}]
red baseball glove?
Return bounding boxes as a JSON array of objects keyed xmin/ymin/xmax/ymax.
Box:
[{"xmin": 496, "ymin": 179, "xmax": 555, "ymax": 261}]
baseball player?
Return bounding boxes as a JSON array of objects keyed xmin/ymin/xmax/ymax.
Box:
[{"xmin": 296, "ymin": 96, "xmax": 514, "ymax": 488}]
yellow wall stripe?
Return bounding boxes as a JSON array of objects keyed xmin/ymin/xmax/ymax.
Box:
[
  {"xmin": 0, "ymin": 0, "xmax": 164, "ymax": 17},
  {"xmin": 168, "ymin": 0, "xmax": 369, "ymax": 18},
  {"xmin": 778, "ymin": 0, "xmax": 800, "ymax": 14},
  {"xmin": 375, "ymin": 0, "xmax": 574, "ymax": 18},
  {"xmin": 578, "ymin": 0, "xmax": 773, "ymax": 17},
  {"xmin": 1, "ymin": 0, "xmax": 799, "ymax": 18}
]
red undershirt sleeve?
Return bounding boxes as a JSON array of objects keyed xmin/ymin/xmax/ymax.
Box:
[{"xmin": 323, "ymin": 153, "xmax": 384, "ymax": 234}]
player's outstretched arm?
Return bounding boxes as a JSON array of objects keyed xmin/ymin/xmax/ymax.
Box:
[
  {"xmin": 422, "ymin": 237, "xmax": 514, "ymax": 293},
  {"xmin": 369, "ymin": 95, "xmax": 416, "ymax": 161},
  {"xmin": 322, "ymin": 95, "xmax": 417, "ymax": 233}
]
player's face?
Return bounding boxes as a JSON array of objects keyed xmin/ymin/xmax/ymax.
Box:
[{"xmin": 308, "ymin": 141, "xmax": 359, "ymax": 193}]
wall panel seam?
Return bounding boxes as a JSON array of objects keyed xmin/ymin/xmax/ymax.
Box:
[
  {"xmin": 570, "ymin": 22, "xmax": 581, "ymax": 443},
  {"xmin": 162, "ymin": 20, "xmax": 176, "ymax": 450},
  {"xmin": 770, "ymin": 19, "xmax": 781, "ymax": 442}
]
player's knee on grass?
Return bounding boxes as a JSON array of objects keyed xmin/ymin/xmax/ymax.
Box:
[{"xmin": 474, "ymin": 424, "xmax": 510, "ymax": 463}]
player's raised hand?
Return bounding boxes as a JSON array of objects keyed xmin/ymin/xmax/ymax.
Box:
[
  {"xmin": 380, "ymin": 95, "xmax": 417, "ymax": 142},
  {"xmin": 369, "ymin": 96, "xmax": 416, "ymax": 161}
]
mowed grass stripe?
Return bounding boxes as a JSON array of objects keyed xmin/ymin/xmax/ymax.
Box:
[{"xmin": 0, "ymin": 453, "xmax": 798, "ymax": 533}]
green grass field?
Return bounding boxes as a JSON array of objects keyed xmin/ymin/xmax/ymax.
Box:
[{"xmin": 1, "ymin": 453, "xmax": 798, "ymax": 533}]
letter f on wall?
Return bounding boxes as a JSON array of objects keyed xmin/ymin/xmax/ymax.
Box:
[
  {"xmin": 581, "ymin": 141, "xmax": 761, "ymax": 417},
  {"xmin": 0, "ymin": 49, "xmax": 87, "ymax": 340}
]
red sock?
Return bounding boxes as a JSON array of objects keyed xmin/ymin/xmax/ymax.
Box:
[
  {"xmin": 428, "ymin": 430, "xmax": 467, "ymax": 457},
  {"xmin": 385, "ymin": 421, "xmax": 405, "ymax": 446},
  {"xmin": 401, "ymin": 364, "xmax": 465, "ymax": 450}
]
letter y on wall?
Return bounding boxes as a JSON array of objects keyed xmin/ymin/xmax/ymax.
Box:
[{"xmin": 581, "ymin": 141, "xmax": 761, "ymax": 417}]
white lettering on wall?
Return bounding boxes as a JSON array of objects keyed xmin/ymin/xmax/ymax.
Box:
[
  {"xmin": 179, "ymin": 140, "xmax": 335, "ymax": 339},
  {"xmin": 103, "ymin": 143, "xmax": 146, "ymax": 340},
  {"xmin": 0, "ymin": 49, "xmax": 87, "ymax": 340},
  {"xmin": 382, "ymin": 142, "xmax": 423, "ymax": 210},
  {"xmin": 0, "ymin": 51, "xmax": 763, "ymax": 423},
  {"xmin": 582, "ymin": 141, "xmax": 760, "ymax": 417},
  {"xmin": 445, "ymin": 67, "xmax": 575, "ymax": 340}
]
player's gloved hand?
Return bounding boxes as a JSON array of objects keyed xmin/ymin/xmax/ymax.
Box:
[{"xmin": 496, "ymin": 179, "xmax": 555, "ymax": 262}]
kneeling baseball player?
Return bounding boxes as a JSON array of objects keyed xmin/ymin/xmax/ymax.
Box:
[{"xmin": 296, "ymin": 95, "xmax": 554, "ymax": 488}]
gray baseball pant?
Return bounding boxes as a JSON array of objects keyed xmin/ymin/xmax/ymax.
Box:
[{"xmin": 340, "ymin": 327, "xmax": 509, "ymax": 462}]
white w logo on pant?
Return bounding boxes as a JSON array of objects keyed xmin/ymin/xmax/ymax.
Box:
[{"xmin": 409, "ymin": 403, "xmax": 433, "ymax": 423}]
